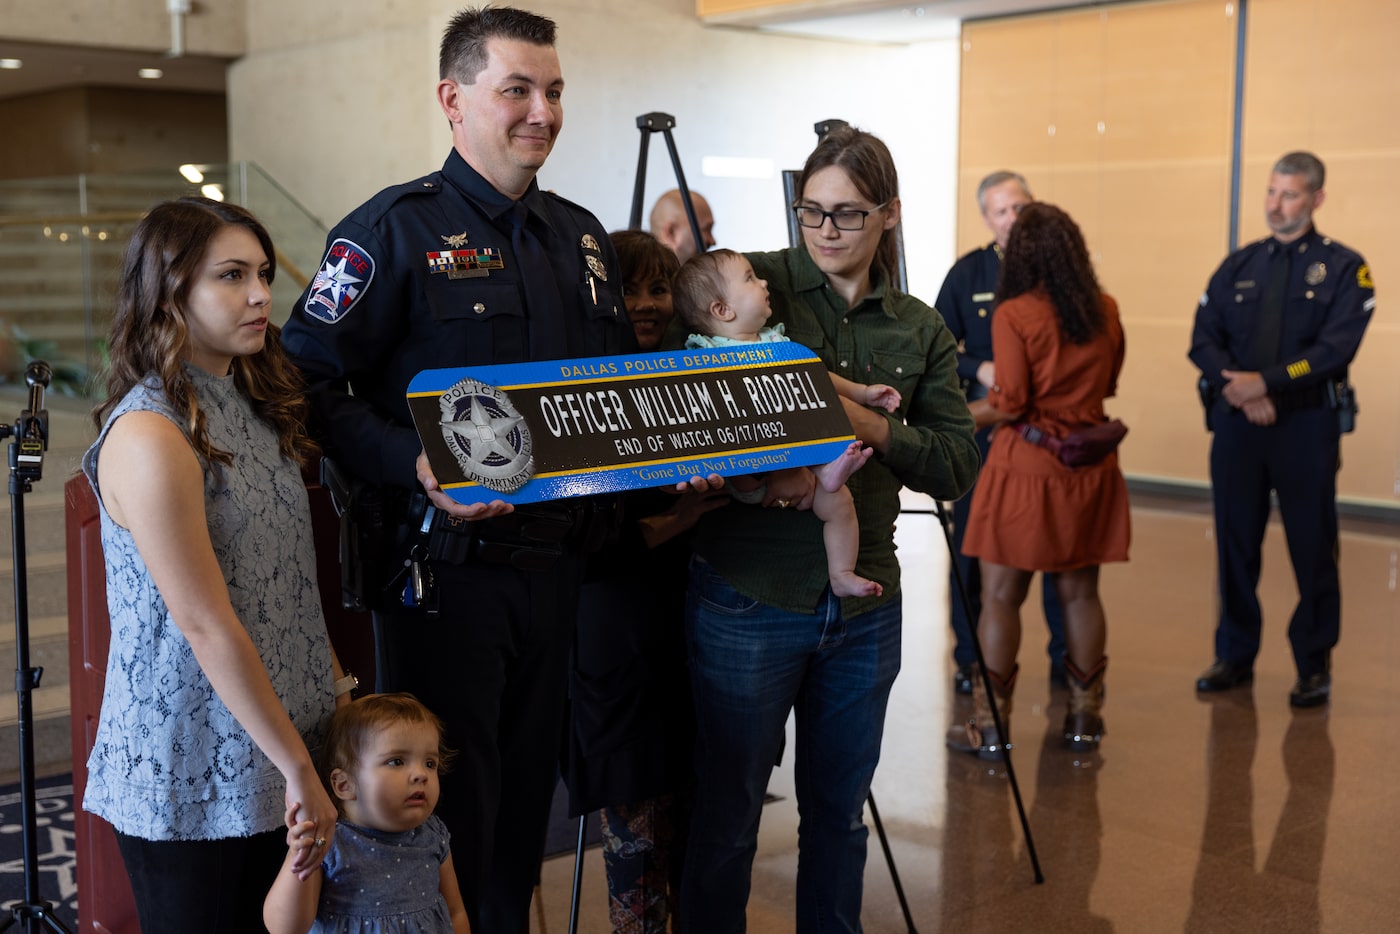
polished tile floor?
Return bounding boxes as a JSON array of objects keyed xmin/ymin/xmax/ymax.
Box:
[{"xmin": 532, "ymin": 492, "xmax": 1400, "ymax": 933}]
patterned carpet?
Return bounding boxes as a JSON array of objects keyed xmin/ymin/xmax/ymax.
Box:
[{"xmin": 0, "ymin": 773, "xmax": 79, "ymax": 929}]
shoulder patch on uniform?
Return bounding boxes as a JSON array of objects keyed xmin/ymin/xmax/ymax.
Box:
[
  {"xmin": 305, "ymin": 238, "xmax": 375, "ymax": 324},
  {"xmin": 1357, "ymin": 264, "xmax": 1374, "ymax": 289}
]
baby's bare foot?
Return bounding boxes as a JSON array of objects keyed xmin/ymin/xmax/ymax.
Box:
[
  {"xmin": 831, "ymin": 571, "xmax": 883, "ymax": 598},
  {"xmin": 817, "ymin": 441, "xmax": 873, "ymax": 493}
]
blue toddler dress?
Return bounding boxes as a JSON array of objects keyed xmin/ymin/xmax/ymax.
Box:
[{"xmin": 313, "ymin": 815, "xmax": 454, "ymax": 933}]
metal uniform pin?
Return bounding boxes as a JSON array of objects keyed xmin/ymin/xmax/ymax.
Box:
[{"xmin": 1305, "ymin": 262, "xmax": 1327, "ymax": 286}]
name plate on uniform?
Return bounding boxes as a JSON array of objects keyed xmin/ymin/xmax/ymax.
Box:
[{"xmin": 407, "ymin": 341, "xmax": 855, "ymax": 505}]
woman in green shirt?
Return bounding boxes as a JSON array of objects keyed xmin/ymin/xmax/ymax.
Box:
[{"xmin": 679, "ymin": 127, "xmax": 979, "ymax": 933}]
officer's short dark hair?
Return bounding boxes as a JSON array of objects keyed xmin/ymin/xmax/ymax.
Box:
[
  {"xmin": 976, "ymin": 171, "xmax": 1032, "ymax": 212},
  {"xmin": 440, "ymin": 6, "xmax": 557, "ymax": 83},
  {"xmin": 1273, "ymin": 151, "xmax": 1325, "ymax": 193},
  {"xmin": 673, "ymin": 249, "xmax": 741, "ymax": 337}
]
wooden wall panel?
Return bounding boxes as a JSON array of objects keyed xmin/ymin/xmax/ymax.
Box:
[
  {"xmin": 1241, "ymin": 0, "xmax": 1400, "ymax": 501},
  {"xmin": 959, "ymin": 0, "xmax": 1237, "ymax": 489}
]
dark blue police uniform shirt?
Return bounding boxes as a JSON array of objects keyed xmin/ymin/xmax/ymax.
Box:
[
  {"xmin": 282, "ymin": 149, "xmax": 634, "ymax": 490},
  {"xmin": 1190, "ymin": 227, "xmax": 1374, "ymax": 397},
  {"xmin": 934, "ymin": 242, "xmax": 1001, "ymax": 400}
]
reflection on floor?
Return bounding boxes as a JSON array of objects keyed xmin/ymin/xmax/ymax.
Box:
[{"xmin": 532, "ymin": 492, "xmax": 1400, "ymax": 933}]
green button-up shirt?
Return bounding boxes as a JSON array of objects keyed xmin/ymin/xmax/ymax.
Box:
[{"xmin": 691, "ymin": 246, "xmax": 979, "ymax": 616}]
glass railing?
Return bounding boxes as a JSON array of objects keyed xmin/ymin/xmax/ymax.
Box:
[{"xmin": 0, "ymin": 163, "xmax": 327, "ymax": 396}]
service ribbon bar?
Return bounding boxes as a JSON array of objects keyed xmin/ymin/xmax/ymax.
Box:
[{"xmin": 407, "ymin": 341, "xmax": 856, "ymax": 505}]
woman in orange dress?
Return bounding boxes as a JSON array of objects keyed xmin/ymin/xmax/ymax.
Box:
[{"xmin": 948, "ymin": 202, "xmax": 1129, "ymax": 757}]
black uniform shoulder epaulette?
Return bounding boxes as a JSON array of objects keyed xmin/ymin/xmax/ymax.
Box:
[
  {"xmin": 954, "ymin": 243, "xmax": 993, "ymax": 265},
  {"xmin": 541, "ymin": 189, "xmax": 602, "ymax": 225},
  {"xmin": 1315, "ymin": 233, "xmax": 1365, "ymax": 265},
  {"xmin": 343, "ymin": 173, "xmax": 444, "ymax": 230},
  {"xmin": 1221, "ymin": 237, "xmax": 1271, "ymax": 273}
]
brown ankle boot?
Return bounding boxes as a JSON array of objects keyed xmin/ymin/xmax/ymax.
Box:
[
  {"xmin": 946, "ymin": 664, "xmax": 1018, "ymax": 760},
  {"xmin": 1063, "ymin": 657, "xmax": 1107, "ymax": 751}
]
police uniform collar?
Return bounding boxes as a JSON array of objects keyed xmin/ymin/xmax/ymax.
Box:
[
  {"xmin": 789, "ymin": 245, "xmax": 900, "ymax": 318},
  {"xmin": 1266, "ymin": 225, "xmax": 1318, "ymax": 256},
  {"xmin": 440, "ymin": 149, "xmax": 556, "ymax": 232}
]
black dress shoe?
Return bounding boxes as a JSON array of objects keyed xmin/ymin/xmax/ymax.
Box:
[
  {"xmin": 1289, "ymin": 672, "xmax": 1331, "ymax": 708},
  {"xmin": 1195, "ymin": 660, "xmax": 1254, "ymax": 692},
  {"xmin": 953, "ymin": 664, "xmax": 975, "ymax": 695}
]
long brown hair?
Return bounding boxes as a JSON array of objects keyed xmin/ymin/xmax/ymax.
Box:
[
  {"xmin": 796, "ymin": 126, "xmax": 901, "ymax": 292},
  {"xmin": 995, "ymin": 202, "xmax": 1104, "ymax": 344},
  {"xmin": 94, "ymin": 197, "xmax": 316, "ymax": 466}
]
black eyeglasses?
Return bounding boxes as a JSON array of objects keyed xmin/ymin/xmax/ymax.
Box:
[{"xmin": 792, "ymin": 202, "xmax": 888, "ymax": 231}]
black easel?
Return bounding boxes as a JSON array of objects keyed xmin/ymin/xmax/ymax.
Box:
[
  {"xmin": 627, "ymin": 111, "xmax": 705, "ymax": 253},
  {"xmin": 565, "ymin": 111, "xmax": 709, "ymax": 934},
  {"xmin": 932, "ymin": 500, "xmax": 1044, "ymax": 885},
  {"xmin": 0, "ymin": 361, "xmax": 72, "ymax": 934}
]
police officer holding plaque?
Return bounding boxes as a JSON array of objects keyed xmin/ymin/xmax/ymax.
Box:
[
  {"xmin": 1190, "ymin": 151, "xmax": 1374, "ymax": 709},
  {"xmin": 678, "ymin": 126, "xmax": 979, "ymax": 932},
  {"xmin": 281, "ymin": 8, "xmax": 635, "ymax": 932}
]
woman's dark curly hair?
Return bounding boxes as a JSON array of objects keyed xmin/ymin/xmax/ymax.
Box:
[
  {"xmin": 93, "ymin": 197, "xmax": 317, "ymax": 467},
  {"xmin": 995, "ymin": 202, "xmax": 1104, "ymax": 345}
]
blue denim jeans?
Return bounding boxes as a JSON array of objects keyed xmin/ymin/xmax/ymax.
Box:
[{"xmin": 680, "ymin": 557, "xmax": 902, "ymax": 933}]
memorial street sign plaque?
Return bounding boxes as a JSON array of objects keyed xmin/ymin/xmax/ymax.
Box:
[{"xmin": 408, "ymin": 341, "xmax": 857, "ymax": 505}]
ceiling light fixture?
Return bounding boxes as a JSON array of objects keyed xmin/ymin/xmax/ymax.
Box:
[
  {"xmin": 0, "ymin": 59, "xmax": 22, "ymax": 70},
  {"xmin": 138, "ymin": 67, "xmax": 164, "ymax": 80}
]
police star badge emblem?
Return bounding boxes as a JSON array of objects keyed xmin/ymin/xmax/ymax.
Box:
[
  {"xmin": 305, "ymin": 238, "xmax": 375, "ymax": 324},
  {"xmin": 1304, "ymin": 262, "xmax": 1327, "ymax": 286},
  {"xmin": 439, "ymin": 378, "xmax": 536, "ymax": 493}
]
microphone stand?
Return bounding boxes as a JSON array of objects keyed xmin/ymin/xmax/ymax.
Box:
[{"xmin": 0, "ymin": 361, "xmax": 72, "ymax": 933}]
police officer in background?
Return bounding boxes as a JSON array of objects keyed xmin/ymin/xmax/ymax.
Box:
[
  {"xmin": 281, "ymin": 8, "xmax": 636, "ymax": 931},
  {"xmin": 935, "ymin": 170, "xmax": 1068, "ymax": 694},
  {"xmin": 649, "ymin": 187, "xmax": 716, "ymax": 262},
  {"xmin": 1190, "ymin": 151, "xmax": 1374, "ymax": 708}
]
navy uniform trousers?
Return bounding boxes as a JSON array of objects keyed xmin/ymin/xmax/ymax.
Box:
[
  {"xmin": 1209, "ymin": 402, "xmax": 1340, "ymax": 678},
  {"xmin": 375, "ymin": 555, "xmax": 585, "ymax": 933}
]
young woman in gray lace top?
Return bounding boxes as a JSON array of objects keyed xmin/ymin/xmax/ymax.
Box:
[{"xmin": 82, "ymin": 197, "xmax": 345, "ymax": 934}]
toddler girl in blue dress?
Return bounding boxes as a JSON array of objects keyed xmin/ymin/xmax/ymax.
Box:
[{"xmin": 265, "ymin": 693, "xmax": 470, "ymax": 933}]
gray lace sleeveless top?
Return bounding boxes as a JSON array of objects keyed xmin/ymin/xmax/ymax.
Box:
[{"xmin": 80, "ymin": 366, "xmax": 335, "ymax": 840}]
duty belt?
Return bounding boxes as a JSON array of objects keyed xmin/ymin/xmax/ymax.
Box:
[
  {"xmin": 1271, "ymin": 384, "xmax": 1329, "ymax": 413},
  {"xmin": 424, "ymin": 498, "xmax": 618, "ymax": 571}
]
